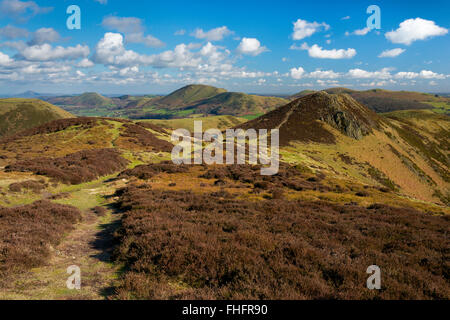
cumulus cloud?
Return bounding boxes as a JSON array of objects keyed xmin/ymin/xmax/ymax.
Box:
[
  {"xmin": 93, "ymin": 32, "xmax": 208, "ymax": 69},
  {"xmin": 0, "ymin": 0, "xmax": 52, "ymax": 20},
  {"xmin": 289, "ymin": 67, "xmax": 341, "ymax": 80},
  {"xmin": 347, "ymin": 68, "xmax": 392, "ymax": 79},
  {"xmin": 77, "ymin": 58, "xmax": 94, "ymax": 68},
  {"xmin": 102, "ymin": 16, "xmax": 143, "ymax": 34},
  {"xmin": 21, "ymin": 43, "xmax": 90, "ymax": 61},
  {"xmin": 378, "ymin": 48, "xmax": 405, "ymax": 58},
  {"xmin": 0, "ymin": 25, "xmax": 29, "ymax": 39},
  {"xmin": 308, "ymin": 69, "xmax": 340, "ymax": 79},
  {"xmin": 126, "ymin": 32, "xmax": 165, "ymax": 48},
  {"xmin": 385, "ymin": 18, "xmax": 448, "ymax": 45},
  {"xmin": 102, "ymin": 16, "xmax": 164, "ymax": 48},
  {"xmin": 290, "ymin": 67, "xmax": 305, "ymax": 79},
  {"xmin": 345, "ymin": 27, "xmax": 371, "ymax": 36},
  {"xmin": 28, "ymin": 27, "xmax": 60, "ymax": 45},
  {"xmin": 237, "ymin": 37, "xmax": 267, "ymax": 56},
  {"xmin": 0, "ymin": 51, "xmax": 13, "ymax": 65},
  {"xmin": 292, "ymin": 19, "xmax": 330, "ymax": 40},
  {"xmin": 295, "ymin": 43, "xmax": 356, "ymax": 59},
  {"xmin": 394, "ymin": 70, "xmax": 446, "ymax": 79},
  {"xmin": 191, "ymin": 26, "xmax": 233, "ymax": 41}
]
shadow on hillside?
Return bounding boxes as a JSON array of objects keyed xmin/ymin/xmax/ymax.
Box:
[{"xmin": 89, "ymin": 202, "xmax": 125, "ymax": 299}]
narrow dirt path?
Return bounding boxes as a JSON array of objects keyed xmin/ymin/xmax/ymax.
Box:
[
  {"xmin": 276, "ymin": 103, "xmax": 297, "ymax": 130},
  {"xmin": 0, "ymin": 208, "xmax": 123, "ymax": 300}
]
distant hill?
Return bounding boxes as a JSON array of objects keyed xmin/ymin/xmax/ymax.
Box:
[
  {"xmin": 138, "ymin": 85, "xmax": 288, "ymax": 118},
  {"xmin": 47, "ymin": 92, "xmax": 113, "ymax": 108},
  {"xmin": 189, "ymin": 92, "xmax": 288, "ymax": 116},
  {"xmin": 0, "ymin": 99, "xmax": 74, "ymax": 137},
  {"xmin": 153, "ymin": 84, "xmax": 227, "ymax": 109},
  {"xmin": 290, "ymin": 88, "xmax": 450, "ymax": 114}
]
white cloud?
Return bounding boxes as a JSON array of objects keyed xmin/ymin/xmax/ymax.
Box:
[
  {"xmin": 378, "ymin": 48, "xmax": 405, "ymax": 58},
  {"xmin": 102, "ymin": 16, "xmax": 143, "ymax": 34},
  {"xmin": 237, "ymin": 37, "xmax": 267, "ymax": 56},
  {"xmin": 126, "ymin": 32, "xmax": 165, "ymax": 48},
  {"xmin": 191, "ymin": 26, "xmax": 233, "ymax": 41},
  {"xmin": 290, "ymin": 67, "xmax": 305, "ymax": 79},
  {"xmin": 296, "ymin": 43, "xmax": 356, "ymax": 59},
  {"xmin": 292, "ymin": 19, "xmax": 330, "ymax": 40},
  {"xmin": 28, "ymin": 27, "xmax": 60, "ymax": 45},
  {"xmin": 102, "ymin": 16, "xmax": 164, "ymax": 48},
  {"xmin": 0, "ymin": 0, "xmax": 52, "ymax": 19},
  {"xmin": 346, "ymin": 27, "xmax": 371, "ymax": 36},
  {"xmin": 21, "ymin": 43, "xmax": 90, "ymax": 61},
  {"xmin": 347, "ymin": 68, "xmax": 392, "ymax": 79},
  {"xmin": 174, "ymin": 29, "xmax": 186, "ymax": 36},
  {"xmin": 0, "ymin": 24, "xmax": 29, "ymax": 39},
  {"xmin": 0, "ymin": 51, "xmax": 13, "ymax": 65},
  {"xmin": 308, "ymin": 69, "xmax": 340, "ymax": 79},
  {"xmin": 93, "ymin": 32, "xmax": 139, "ymax": 66},
  {"xmin": 341, "ymin": 16, "xmax": 350, "ymax": 20},
  {"xmin": 95, "ymin": 0, "xmax": 107, "ymax": 4},
  {"xmin": 77, "ymin": 58, "xmax": 94, "ymax": 68},
  {"xmin": 385, "ymin": 18, "xmax": 448, "ymax": 45},
  {"xmin": 394, "ymin": 70, "xmax": 446, "ymax": 79}
]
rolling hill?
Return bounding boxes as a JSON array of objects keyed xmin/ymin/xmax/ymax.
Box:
[
  {"xmin": 291, "ymin": 88, "xmax": 450, "ymax": 114},
  {"xmin": 47, "ymin": 92, "xmax": 113, "ymax": 108},
  {"xmin": 137, "ymin": 84, "xmax": 288, "ymax": 118},
  {"xmin": 0, "ymin": 92, "xmax": 448, "ymax": 300},
  {"xmin": 0, "ymin": 99, "xmax": 74, "ymax": 137},
  {"xmin": 188, "ymin": 92, "xmax": 288, "ymax": 117},
  {"xmin": 153, "ymin": 84, "xmax": 227, "ymax": 109},
  {"xmin": 239, "ymin": 91, "xmax": 449, "ymax": 204}
]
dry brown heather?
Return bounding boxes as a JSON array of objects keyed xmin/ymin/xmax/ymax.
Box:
[
  {"xmin": 110, "ymin": 163, "xmax": 449, "ymax": 300},
  {"xmin": 9, "ymin": 179, "xmax": 47, "ymax": 193},
  {"xmin": 115, "ymin": 123, "xmax": 174, "ymax": 152},
  {"xmin": 5, "ymin": 148, "xmax": 129, "ymax": 185},
  {"xmin": 119, "ymin": 161, "xmax": 191, "ymax": 180},
  {"xmin": 0, "ymin": 201, "xmax": 82, "ymax": 279}
]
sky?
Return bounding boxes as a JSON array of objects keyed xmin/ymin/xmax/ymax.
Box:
[{"xmin": 0, "ymin": 0, "xmax": 449, "ymax": 95}]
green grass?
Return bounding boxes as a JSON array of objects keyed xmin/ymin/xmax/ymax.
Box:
[
  {"xmin": 424, "ymin": 101, "xmax": 450, "ymax": 115},
  {"xmin": 140, "ymin": 115, "xmax": 247, "ymax": 131}
]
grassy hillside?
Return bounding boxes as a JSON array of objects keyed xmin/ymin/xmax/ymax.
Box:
[
  {"xmin": 48, "ymin": 92, "xmax": 113, "ymax": 108},
  {"xmin": 0, "ymin": 98, "xmax": 448, "ymax": 300},
  {"xmin": 0, "ymin": 99, "xmax": 73, "ymax": 137},
  {"xmin": 141, "ymin": 115, "xmax": 247, "ymax": 131},
  {"xmin": 239, "ymin": 92, "xmax": 449, "ymax": 205},
  {"xmin": 153, "ymin": 84, "xmax": 227, "ymax": 109},
  {"xmin": 190, "ymin": 92, "xmax": 288, "ymax": 116},
  {"xmin": 291, "ymin": 88, "xmax": 450, "ymax": 114}
]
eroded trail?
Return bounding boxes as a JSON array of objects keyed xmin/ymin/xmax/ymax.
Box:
[{"xmin": 0, "ymin": 208, "xmax": 122, "ymax": 300}]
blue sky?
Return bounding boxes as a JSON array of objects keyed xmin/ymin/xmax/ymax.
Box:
[{"xmin": 0, "ymin": 0, "xmax": 449, "ymax": 94}]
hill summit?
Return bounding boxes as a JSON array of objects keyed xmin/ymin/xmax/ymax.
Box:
[
  {"xmin": 239, "ymin": 91, "xmax": 380, "ymax": 145},
  {"xmin": 155, "ymin": 84, "xmax": 227, "ymax": 109},
  {"xmin": 0, "ymin": 98, "xmax": 74, "ymax": 137}
]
